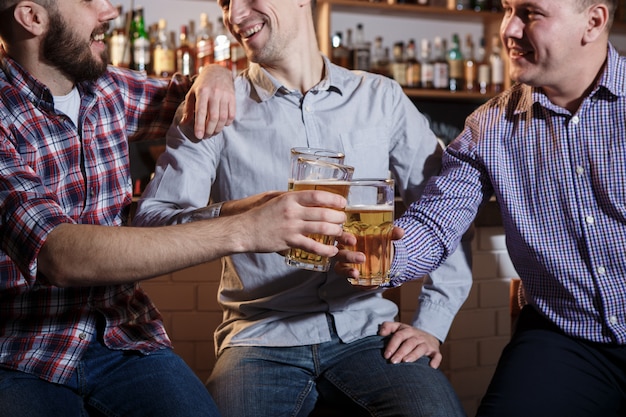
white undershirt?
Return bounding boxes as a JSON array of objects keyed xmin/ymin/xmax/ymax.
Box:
[{"xmin": 53, "ymin": 87, "xmax": 80, "ymax": 126}]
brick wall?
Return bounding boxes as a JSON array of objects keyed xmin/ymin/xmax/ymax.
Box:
[{"xmin": 140, "ymin": 225, "xmax": 515, "ymax": 417}]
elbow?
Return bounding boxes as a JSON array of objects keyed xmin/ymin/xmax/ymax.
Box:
[{"xmin": 38, "ymin": 252, "xmax": 76, "ymax": 288}]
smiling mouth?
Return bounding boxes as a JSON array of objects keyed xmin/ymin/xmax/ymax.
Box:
[
  {"xmin": 509, "ymin": 48, "xmax": 532, "ymax": 59},
  {"xmin": 92, "ymin": 33, "xmax": 106, "ymax": 43},
  {"xmin": 240, "ymin": 23, "xmax": 263, "ymax": 39}
]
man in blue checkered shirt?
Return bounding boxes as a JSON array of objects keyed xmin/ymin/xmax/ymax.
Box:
[{"xmin": 339, "ymin": 0, "xmax": 626, "ymax": 416}]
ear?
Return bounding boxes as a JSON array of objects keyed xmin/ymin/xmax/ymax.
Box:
[
  {"xmin": 583, "ymin": 3, "xmax": 610, "ymax": 44},
  {"xmin": 13, "ymin": 1, "xmax": 48, "ymax": 37}
]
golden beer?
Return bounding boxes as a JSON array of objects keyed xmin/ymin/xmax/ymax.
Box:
[
  {"xmin": 286, "ymin": 180, "xmax": 351, "ymax": 270},
  {"xmin": 344, "ymin": 206, "xmax": 394, "ymax": 285}
]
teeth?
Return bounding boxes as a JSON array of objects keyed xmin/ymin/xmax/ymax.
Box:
[
  {"xmin": 241, "ymin": 23, "xmax": 262, "ymax": 38},
  {"xmin": 92, "ymin": 33, "xmax": 105, "ymax": 42}
]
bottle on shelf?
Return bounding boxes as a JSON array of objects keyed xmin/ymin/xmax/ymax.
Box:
[
  {"xmin": 108, "ymin": 5, "xmax": 130, "ymax": 68},
  {"xmin": 432, "ymin": 36, "xmax": 449, "ymax": 90},
  {"xmin": 231, "ymin": 39, "xmax": 248, "ymax": 76},
  {"xmin": 331, "ymin": 32, "xmax": 351, "ymax": 69},
  {"xmin": 476, "ymin": 36, "xmax": 490, "ymax": 94},
  {"xmin": 448, "ymin": 0, "xmax": 471, "ymax": 10},
  {"xmin": 195, "ymin": 12, "xmax": 215, "ymax": 74},
  {"xmin": 420, "ymin": 38, "xmax": 434, "ymax": 89},
  {"xmin": 214, "ymin": 18, "xmax": 232, "ymax": 69},
  {"xmin": 152, "ymin": 19, "xmax": 176, "ymax": 77},
  {"xmin": 176, "ymin": 25, "xmax": 196, "ymax": 76},
  {"xmin": 370, "ymin": 36, "xmax": 390, "ymax": 77},
  {"xmin": 472, "ymin": 0, "xmax": 489, "ymax": 11},
  {"xmin": 345, "ymin": 28, "xmax": 355, "ymax": 69},
  {"xmin": 463, "ymin": 34, "xmax": 477, "ymax": 92},
  {"xmin": 352, "ymin": 23, "xmax": 371, "ymax": 71},
  {"xmin": 130, "ymin": 7, "xmax": 151, "ymax": 73},
  {"xmin": 447, "ymin": 33, "xmax": 464, "ymax": 92},
  {"xmin": 390, "ymin": 41, "xmax": 407, "ymax": 86},
  {"xmin": 489, "ymin": 34, "xmax": 504, "ymax": 93},
  {"xmin": 405, "ymin": 39, "xmax": 421, "ymax": 88}
]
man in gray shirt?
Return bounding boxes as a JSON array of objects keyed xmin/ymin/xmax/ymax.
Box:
[{"xmin": 134, "ymin": 0, "xmax": 472, "ymax": 415}]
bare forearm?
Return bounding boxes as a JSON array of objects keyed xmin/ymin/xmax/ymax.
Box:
[
  {"xmin": 38, "ymin": 218, "xmax": 250, "ymax": 287},
  {"xmin": 37, "ymin": 190, "xmax": 348, "ymax": 287}
]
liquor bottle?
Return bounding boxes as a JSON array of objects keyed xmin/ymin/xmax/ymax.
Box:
[
  {"xmin": 130, "ymin": 7, "xmax": 151, "ymax": 73},
  {"xmin": 352, "ymin": 23, "xmax": 371, "ymax": 71},
  {"xmin": 109, "ymin": 5, "xmax": 130, "ymax": 68},
  {"xmin": 463, "ymin": 34, "xmax": 477, "ymax": 92},
  {"xmin": 432, "ymin": 36, "xmax": 449, "ymax": 90},
  {"xmin": 476, "ymin": 37, "xmax": 490, "ymax": 94},
  {"xmin": 472, "ymin": 0, "xmax": 489, "ymax": 11},
  {"xmin": 176, "ymin": 25, "xmax": 196, "ymax": 76},
  {"xmin": 448, "ymin": 0, "xmax": 471, "ymax": 10},
  {"xmin": 390, "ymin": 41, "xmax": 407, "ymax": 86},
  {"xmin": 331, "ymin": 32, "xmax": 351, "ymax": 69},
  {"xmin": 195, "ymin": 13, "xmax": 214, "ymax": 74},
  {"xmin": 153, "ymin": 19, "xmax": 176, "ymax": 77},
  {"xmin": 214, "ymin": 19, "xmax": 231, "ymax": 69},
  {"xmin": 489, "ymin": 34, "xmax": 505, "ymax": 93},
  {"xmin": 447, "ymin": 33, "xmax": 464, "ymax": 91},
  {"xmin": 345, "ymin": 29, "xmax": 355, "ymax": 69},
  {"xmin": 405, "ymin": 39, "xmax": 421, "ymax": 88},
  {"xmin": 420, "ymin": 38, "xmax": 434, "ymax": 89},
  {"xmin": 231, "ymin": 39, "xmax": 248, "ymax": 76},
  {"xmin": 370, "ymin": 36, "xmax": 390, "ymax": 77}
]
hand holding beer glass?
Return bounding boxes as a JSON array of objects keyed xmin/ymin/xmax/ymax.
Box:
[
  {"xmin": 285, "ymin": 156, "xmax": 354, "ymax": 271},
  {"xmin": 343, "ymin": 179, "xmax": 395, "ymax": 286}
]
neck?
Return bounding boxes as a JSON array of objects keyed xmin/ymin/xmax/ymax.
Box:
[
  {"xmin": 261, "ymin": 19, "xmax": 324, "ymax": 93},
  {"xmin": 6, "ymin": 43, "xmax": 75, "ymax": 95}
]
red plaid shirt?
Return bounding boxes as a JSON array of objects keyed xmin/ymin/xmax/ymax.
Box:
[{"xmin": 0, "ymin": 48, "xmax": 190, "ymax": 384}]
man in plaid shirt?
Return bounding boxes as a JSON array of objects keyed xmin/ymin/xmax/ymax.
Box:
[{"xmin": 0, "ymin": 1, "xmax": 348, "ymax": 416}]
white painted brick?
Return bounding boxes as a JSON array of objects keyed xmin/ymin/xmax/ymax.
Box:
[
  {"xmin": 497, "ymin": 252, "xmax": 519, "ymax": 277},
  {"xmin": 479, "ymin": 279, "xmax": 510, "ymax": 308},
  {"xmin": 461, "ymin": 283, "xmax": 479, "ymax": 309},
  {"xmin": 477, "ymin": 227, "xmax": 506, "ymax": 251},
  {"xmin": 496, "ymin": 308, "xmax": 514, "ymax": 337},
  {"xmin": 472, "ymin": 252, "xmax": 499, "ymax": 279},
  {"xmin": 448, "ymin": 309, "xmax": 497, "ymax": 340},
  {"xmin": 448, "ymin": 339, "xmax": 478, "ymax": 369}
]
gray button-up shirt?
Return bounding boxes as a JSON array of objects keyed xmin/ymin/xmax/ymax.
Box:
[{"xmin": 134, "ymin": 57, "xmax": 472, "ymax": 354}]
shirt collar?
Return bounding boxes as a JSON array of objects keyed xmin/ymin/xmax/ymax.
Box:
[
  {"xmin": 247, "ymin": 55, "xmax": 344, "ymax": 101},
  {"xmin": 514, "ymin": 42, "xmax": 623, "ymax": 116}
]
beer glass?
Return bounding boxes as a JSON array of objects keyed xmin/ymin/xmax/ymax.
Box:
[
  {"xmin": 343, "ymin": 179, "xmax": 395, "ymax": 286},
  {"xmin": 285, "ymin": 157, "xmax": 354, "ymax": 272},
  {"xmin": 288, "ymin": 147, "xmax": 345, "ymax": 190}
]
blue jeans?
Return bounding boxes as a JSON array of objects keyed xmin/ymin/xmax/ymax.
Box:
[
  {"xmin": 0, "ymin": 338, "xmax": 220, "ymax": 417},
  {"xmin": 206, "ymin": 325, "xmax": 465, "ymax": 417},
  {"xmin": 477, "ymin": 306, "xmax": 626, "ymax": 417}
]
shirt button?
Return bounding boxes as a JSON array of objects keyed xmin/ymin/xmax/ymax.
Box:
[
  {"xmin": 571, "ymin": 115, "xmax": 580, "ymax": 124},
  {"xmin": 597, "ymin": 266, "xmax": 606, "ymax": 275},
  {"xmin": 305, "ymin": 105, "xmax": 312, "ymax": 112},
  {"xmin": 78, "ymin": 332, "xmax": 87, "ymax": 340},
  {"xmin": 585, "ymin": 216, "xmax": 595, "ymax": 225},
  {"xmin": 609, "ymin": 316, "xmax": 618, "ymax": 325},
  {"xmin": 576, "ymin": 166, "xmax": 585, "ymax": 175}
]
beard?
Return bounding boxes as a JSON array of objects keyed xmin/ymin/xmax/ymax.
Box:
[{"xmin": 42, "ymin": 10, "xmax": 109, "ymax": 83}]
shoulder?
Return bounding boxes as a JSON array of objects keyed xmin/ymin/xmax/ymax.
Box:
[{"xmin": 95, "ymin": 66, "xmax": 170, "ymax": 96}]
